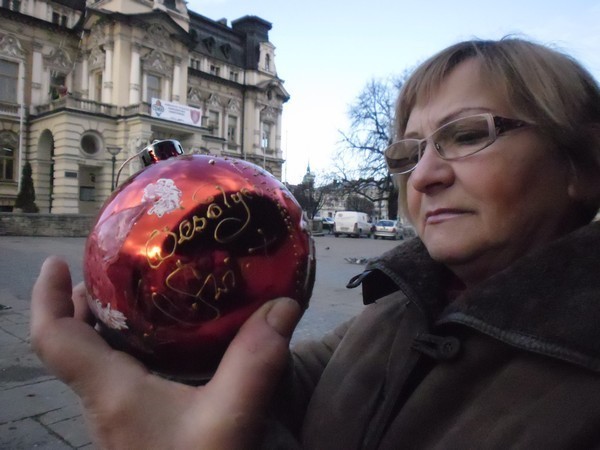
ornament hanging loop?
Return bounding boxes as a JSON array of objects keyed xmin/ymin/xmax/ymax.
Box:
[{"xmin": 115, "ymin": 139, "xmax": 185, "ymax": 187}]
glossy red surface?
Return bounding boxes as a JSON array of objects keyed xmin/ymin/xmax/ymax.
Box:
[{"xmin": 84, "ymin": 155, "xmax": 315, "ymax": 379}]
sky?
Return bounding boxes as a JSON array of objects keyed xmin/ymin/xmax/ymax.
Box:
[{"xmin": 186, "ymin": 0, "xmax": 600, "ymax": 185}]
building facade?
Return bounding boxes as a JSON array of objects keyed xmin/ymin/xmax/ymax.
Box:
[{"xmin": 0, "ymin": 0, "xmax": 289, "ymax": 213}]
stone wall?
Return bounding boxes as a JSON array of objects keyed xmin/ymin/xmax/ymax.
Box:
[{"xmin": 0, "ymin": 213, "xmax": 95, "ymax": 237}]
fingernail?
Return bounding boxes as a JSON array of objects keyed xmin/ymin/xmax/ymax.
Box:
[
  {"xmin": 266, "ymin": 298, "xmax": 302, "ymax": 337},
  {"xmin": 40, "ymin": 256, "xmax": 65, "ymax": 275}
]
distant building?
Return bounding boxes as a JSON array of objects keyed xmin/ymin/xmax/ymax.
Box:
[
  {"xmin": 0, "ymin": 0, "xmax": 289, "ymax": 213},
  {"xmin": 302, "ymin": 163, "xmax": 315, "ymax": 187},
  {"xmin": 317, "ymin": 180, "xmax": 390, "ymax": 222}
]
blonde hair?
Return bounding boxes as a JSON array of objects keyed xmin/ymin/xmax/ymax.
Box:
[{"xmin": 395, "ymin": 38, "xmax": 600, "ymax": 223}]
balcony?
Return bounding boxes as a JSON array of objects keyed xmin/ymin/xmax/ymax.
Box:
[
  {"xmin": 0, "ymin": 101, "xmax": 21, "ymax": 118},
  {"xmin": 33, "ymin": 99, "xmax": 171, "ymax": 120},
  {"xmin": 35, "ymin": 97, "xmax": 118, "ymax": 116}
]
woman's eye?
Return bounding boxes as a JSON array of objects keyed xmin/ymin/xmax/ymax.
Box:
[{"xmin": 453, "ymin": 129, "xmax": 488, "ymax": 145}]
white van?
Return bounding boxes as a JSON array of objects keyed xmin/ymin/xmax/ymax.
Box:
[{"xmin": 333, "ymin": 211, "xmax": 372, "ymax": 238}]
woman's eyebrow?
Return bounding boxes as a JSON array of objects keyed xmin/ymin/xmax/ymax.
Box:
[
  {"xmin": 403, "ymin": 106, "xmax": 494, "ymax": 138},
  {"xmin": 436, "ymin": 107, "xmax": 493, "ymax": 127}
]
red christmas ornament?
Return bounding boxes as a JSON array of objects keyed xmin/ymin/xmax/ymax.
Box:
[{"xmin": 84, "ymin": 141, "xmax": 315, "ymax": 380}]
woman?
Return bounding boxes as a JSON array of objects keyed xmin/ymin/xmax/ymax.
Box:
[{"xmin": 31, "ymin": 38, "xmax": 600, "ymax": 449}]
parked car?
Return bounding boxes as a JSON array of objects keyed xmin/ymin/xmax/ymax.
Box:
[
  {"xmin": 321, "ymin": 217, "xmax": 335, "ymax": 232},
  {"xmin": 373, "ymin": 220, "xmax": 403, "ymax": 240},
  {"xmin": 333, "ymin": 211, "xmax": 371, "ymax": 238}
]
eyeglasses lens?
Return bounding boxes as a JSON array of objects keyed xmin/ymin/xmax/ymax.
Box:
[{"xmin": 385, "ymin": 114, "xmax": 494, "ymax": 174}]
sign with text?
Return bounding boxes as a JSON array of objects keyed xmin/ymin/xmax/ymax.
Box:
[{"xmin": 151, "ymin": 98, "xmax": 203, "ymax": 127}]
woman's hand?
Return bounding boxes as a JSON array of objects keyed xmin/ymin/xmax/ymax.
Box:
[{"xmin": 30, "ymin": 257, "xmax": 301, "ymax": 450}]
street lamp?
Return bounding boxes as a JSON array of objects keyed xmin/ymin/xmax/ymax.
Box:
[{"xmin": 107, "ymin": 146, "xmax": 122, "ymax": 190}]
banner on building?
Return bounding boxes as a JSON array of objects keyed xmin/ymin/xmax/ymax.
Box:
[{"xmin": 151, "ymin": 98, "xmax": 203, "ymax": 127}]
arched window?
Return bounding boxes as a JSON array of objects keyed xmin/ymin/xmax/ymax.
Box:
[
  {"xmin": 146, "ymin": 74, "xmax": 161, "ymax": 101},
  {"xmin": 49, "ymin": 72, "xmax": 67, "ymax": 100},
  {"xmin": 0, "ymin": 131, "xmax": 17, "ymax": 181},
  {"xmin": 0, "ymin": 146, "xmax": 15, "ymax": 181},
  {"xmin": 261, "ymin": 122, "xmax": 271, "ymax": 150}
]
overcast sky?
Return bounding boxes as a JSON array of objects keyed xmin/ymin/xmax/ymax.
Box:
[{"xmin": 187, "ymin": 0, "xmax": 600, "ymax": 184}]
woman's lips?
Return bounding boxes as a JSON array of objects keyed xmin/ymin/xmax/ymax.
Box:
[{"xmin": 425, "ymin": 209, "xmax": 472, "ymax": 225}]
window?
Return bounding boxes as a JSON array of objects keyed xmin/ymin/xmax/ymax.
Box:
[
  {"xmin": 0, "ymin": 147, "xmax": 14, "ymax": 181},
  {"xmin": 0, "ymin": 59, "xmax": 18, "ymax": 103},
  {"xmin": 208, "ymin": 111, "xmax": 220, "ymax": 135},
  {"xmin": 210, "ymin": 65, "xmax": 220, "ymax": 77},
  {"xmin": 79, "ymin": 186, "xmax": 95, "ymax": 202},
  {"xmin": 80, "ymin": 132, "xmax": 100, "ymax": 156},
  {"xmin": 261, "ymin": 123, "xmax": 271, "ymax": 150},
  {"xmin": 227, "ymin": 115, "xmax": 237, "ymax": 143},
  {"xmin": 51, "ymin": 11, "xmax": 67, "ymax": 25},
  {"xmin": 147, "ymin": 74, "xmax": 161, "ymax": 101},
  {"xmin": 94, "ymin": 72, "xmax": 102, "ymax": 102},
  {"xmin": 203, "ymin": 37, "xmax": 215, "ymax": 53},
  {"xmin": 265, "ymin": 54, "xmax": 271, "ymax": 72},
  {"xmin": 229, "ymin": 71, "xmax": 239, "ymax": 82},
  {"xmin": 2, "ymin": 0, "xmax": 20, "ymax": 11},
  {"xmin": 49, "ymin": 73, "xmax": 67, "ymax": 100}
]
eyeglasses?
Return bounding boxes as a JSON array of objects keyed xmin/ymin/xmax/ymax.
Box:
[{"xmin": 385, "ymin": 113, "xmax": 530, "ymax": 175}]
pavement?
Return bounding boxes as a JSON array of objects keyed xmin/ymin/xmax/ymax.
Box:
[{"xmin": 0, "ymin": 233, "xmax": 401, "ymax": 449}]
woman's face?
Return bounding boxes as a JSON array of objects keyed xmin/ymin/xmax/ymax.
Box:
[{"xmin": 406, "ymin": 59, "xmax": 580, "ymax": 286}]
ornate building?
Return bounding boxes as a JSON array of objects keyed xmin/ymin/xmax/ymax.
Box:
[{"xmin": 0, "ymin": 0, "xmax": 289, "ymax": 213}]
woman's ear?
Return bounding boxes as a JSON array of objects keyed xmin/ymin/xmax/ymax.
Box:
[
  {"xmin": 567, "ymin": 167, "xmax": 599, "ymax": 202},
  {"xmin": 567, "ymin": 166, "xmax": 600, "ymax": 224}
]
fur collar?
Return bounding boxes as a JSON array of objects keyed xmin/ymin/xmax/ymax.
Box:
[{"xmin": 363, "ymin": 221, "xmax": 600, "ymax": 371}]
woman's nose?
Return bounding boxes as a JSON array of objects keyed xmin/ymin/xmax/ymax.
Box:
[{"xmin": 408, "ymin": 140, "xmax": 455, "ymax": 193}]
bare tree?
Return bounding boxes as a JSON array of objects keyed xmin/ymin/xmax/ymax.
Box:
[
  {"xmin": 345, "ymin": 195, "xmax": 375, "ymax": 216},
  {"xmin": 332, "ymin": 73, "xmax": 410, "ymax": 219},
  {"xmin": 289, "ymin": 180, "xmax": 326, "ymax": 220}
]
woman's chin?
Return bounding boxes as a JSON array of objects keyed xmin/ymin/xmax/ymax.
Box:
[
  {"xmin": 423, "ymin": 239, "xmax": 488, "ymax": 277},
  {"xmin": 421, "ymin": 232, "xmax": 478, "ymax": 264}
]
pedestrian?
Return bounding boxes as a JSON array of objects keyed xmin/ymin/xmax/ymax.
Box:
[{"xmin": 31, "ymin": 37, "xmax": 600, "ymax": 448}]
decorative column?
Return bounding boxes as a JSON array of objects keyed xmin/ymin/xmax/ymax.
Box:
[
  {"xmin": 275, "ymin": 109, "xmax": 283, "ymax": 157},
  {"xmin": 164, "ymin": 78, "xmax": 171, "ymax": 101},
  {"xmin": 31, "ymin": 42, "xmax": 43, "ymax": 104},
  {"xmin": 102, "ymin": 42, "xmax": 113, "ymax": 103},
  {"xmin": 129, "ymin": 43, "xmax": 141, "ymax": 104},
  {"xmin": 172, "ymin": 57, "xmax": 181, "ymax": 102},
  {"xmin": 254, "ymin": 104, "xmax": 261, "ymax": 153},
  {"xmin": 80, "ymin": 52, "xmax": 89, "ymax": 98}
]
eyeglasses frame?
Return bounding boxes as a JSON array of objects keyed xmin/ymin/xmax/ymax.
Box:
[{"xmin": 385, "ymin": 113, "xmax": 530, "ymax": 175}]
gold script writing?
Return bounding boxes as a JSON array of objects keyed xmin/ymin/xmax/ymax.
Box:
[{"xmin": 145, "ymin": 187, "xmax": 252, "ymax": 269}]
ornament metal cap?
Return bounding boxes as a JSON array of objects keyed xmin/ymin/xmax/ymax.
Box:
[{"xmin": 139, "ymin": 139, "xmax": 185, "ymax": 166}]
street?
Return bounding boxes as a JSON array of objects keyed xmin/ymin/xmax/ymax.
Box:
[{"xmin": 0, "ymin": 233, "xmax": 401, "ymax": 448}]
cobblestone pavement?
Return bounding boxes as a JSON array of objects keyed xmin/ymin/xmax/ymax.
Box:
[{"xmin": 0, "ymin": 234, "xmax": 401, "ymax": 449}]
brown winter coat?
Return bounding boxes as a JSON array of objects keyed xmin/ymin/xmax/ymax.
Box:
[{"xmin": 270, "ymin": 221, "xmax": 600, "ymax": 449}]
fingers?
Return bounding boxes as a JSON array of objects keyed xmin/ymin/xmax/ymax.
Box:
[
  {"xmin": 30, "ymin": 261, "xmax": 302, "ymax": 448},
  {"xmin": 72, "ymin": 281, "xmax": 95, "ymax": 324},
  {"xmin": 205, "ymin": 298, "xmax": 301, "ymax": 441},
  {"xmin": 30, "ymin": 257, "xmax": 145, "ymax": 393},
  {"xmin": 31, "ymin": 256, "xmax": 74, "ymax": 328}
]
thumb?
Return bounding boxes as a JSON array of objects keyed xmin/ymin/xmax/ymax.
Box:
[{"xmin": 203, "ymin": 298, "xmax": 301, "ymax": 435}]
